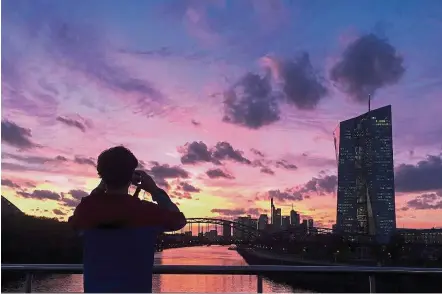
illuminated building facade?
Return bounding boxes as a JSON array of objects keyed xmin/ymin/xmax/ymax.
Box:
[{"xmin": 334, "ymin": 105, "xmax": 396, "ymax": 243}]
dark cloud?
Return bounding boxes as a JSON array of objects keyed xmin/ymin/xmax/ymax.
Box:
[
  {"xmin": 330, "ymin": 33, "xmax": 405, "ymax": 102},
  {"xmin": 268, "ymin": 189, "xmax": 303, "ymax": 202},
  {"xmin": 179, "ymin": 141, "xmax": 216, "ymax": 165},
  {"xmin": 273, "ymin": 53, "xmax": 328, "ymax": 109},
  {"xmin": 146, "ymin": 162, "xmax": 191, "ymax": 190},
  {"xmin": 178, "ymin": 182, "xmax": 201, "ymax": 193},
  {"xmin": 212, "ymin": 142, "xmax": 251, "ymax": 164},
  {"xmin": 1, "ymin": 179, "xmax": 21, "ymax": 189},
  {"xmin": 2, "ymin": 153, "xmax": 67, "ymax": 165},
  {"xmin": 61, "ymin": 197, "xmax": 80, "ymax": 208},
  {"xmin": 265, "ymin": 174, "xmax": 337, "ymax": 203},
  {"xmin": 179, "ymin": 141, "xmax": 251, "ymax": 166},
  {"xmin": 17, "ymin": 190, "xmax": 61, "ymax": 201},
  {"xmin": 59, "ymin": 189, "xmax": 88, "ymax": 208},
  {"xmin": 206, "ymin": 168, "xmax": 235, "ymax": 179},
  {"xmin": 395, "ymin": 155, "xmax": 442, "ymax": 192},
  {"xmin": 223, "ymin": 73, "xmax": 280, "ymax": 129},
  {"xmin": 307, "ymin": 175, "xmax": 338, "ymax": 194},
  {"xmin": 171, "ymin": 191, "xmax": 193, "ymax": 200},
  {"xmin": 56, "ymin": 116, "xmax": 87, "ymax": 132},
  {"xmin": 223, "ymin": 53, "xmax": 327, "ymax": 129},
  {"xmin": 260, "ymin": 166, "xmax": 275, "ymax": 175},
  {"xmin": 406, "ymin": 192, "xmax": 442, "ymax": 210},
  {"xmin": 68, "ymin": 189, "xmax": 89, "ymax": 200},
  {"xmin": 74, "ymin": 156, "xmax": 96, "ymax": 167},
  {"xmin": 275, "ymin": 160, "xmax": 298, "ymax": 170},
  {"xmin": 191, "ymin": 119, "xmax": 201, "ymax": 126},
  {"xmin": 251, "ymin": 148, "xmax": 265, "ymax": 157},
  {"xmin": 1, "ymin": 162, "xmax": 43, "ymax": 173},
  {"xmin": 1, "ymin": 120, "xmax": 38, "ymax": 149},
  {"xmin": 53, "ymin": 209, "xmax": 65, "ymax": 216},
  {"xmin": 149, "ymin": 162, "xmax": 190, "ymax": 179},
  {"xmin": 55, "ymin": 155, "xmax": 68, "ymax": 161},
  {"xmin": 288, "ymin": 174, "xmax": 338, "ymax": 198}
]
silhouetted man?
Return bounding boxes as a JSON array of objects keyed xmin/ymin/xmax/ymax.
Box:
[{"xmin": 69, "ymin": 146, "xmax": 186, "ymax": 293}]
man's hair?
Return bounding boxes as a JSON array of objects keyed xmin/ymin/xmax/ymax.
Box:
[{"xmin": 97, "ymin": 146, "xmax": 138, "ymax": 189}]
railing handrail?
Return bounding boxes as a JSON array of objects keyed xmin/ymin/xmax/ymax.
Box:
[{"xmin": 2, "ymin": 264, "xmax": 442, "ymax": 274}]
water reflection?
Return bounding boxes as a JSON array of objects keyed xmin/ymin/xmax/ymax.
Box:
[{"xmin": 3, "ymin": 246, "xmax": 294, "ymax": 293}]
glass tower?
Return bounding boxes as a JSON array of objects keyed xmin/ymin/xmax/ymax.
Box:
[{"xmin": 335, "ymin": 105, "xmax": 396, "ymax": 243}]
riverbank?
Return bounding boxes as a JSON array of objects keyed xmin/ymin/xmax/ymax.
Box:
[{"xmin": 237, "ymin": 247, "xmax": 442, "ymax": 293}]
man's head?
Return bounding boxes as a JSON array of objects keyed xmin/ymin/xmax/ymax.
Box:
[{"xmin": 97, "ymin": 146, "xmax": 138, "ymax": 190}]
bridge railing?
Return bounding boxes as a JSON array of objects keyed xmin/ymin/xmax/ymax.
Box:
[{"xmin": 2, "ymin": 264, "xmax": 442, "ymax": 293}]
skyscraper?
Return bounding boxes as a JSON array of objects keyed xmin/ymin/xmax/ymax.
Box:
[
  {"xmin": 334, "ymin": 105, "xmax": 396, "ymax": 243},
  {"xmin": 258, "ymin": 214, "xmax": 268, "ymax": 230},
  {"xmin": 282, "ymin": 216, "xmax": 291, "ymax": 229},
  {"xmin": 274, "ymin": 208, "xmax": 282, "ymax": 228},
  {"xmin": 290, "ymin": 205, "xmax": 300, "ymax": 226}
]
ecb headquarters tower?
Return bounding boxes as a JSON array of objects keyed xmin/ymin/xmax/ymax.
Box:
[{"xmin": 333, "ymin": 105, "xmax": 396, "ymax": 243}]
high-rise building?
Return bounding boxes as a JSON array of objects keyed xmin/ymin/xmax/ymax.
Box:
[
  {"xmin": 223, "ymin": 223, "xmax": 231, "ymax": 238},
  {"xmin": 282, "ymin": 216, "xmax": 291, "ymax": 229},
  {"xmin": 334, "ymin": 105, "xmax": 396, "ymax": 243},
  {"xmin": 274, "ymin": 208, "xmax": 282, "ymax": 228},
  {"xmin": 233, "ymin": 216, "xmax": 256, "ymax": 240},
  {"xmin": 258, "ymin": 214, "xmax": 268, "ymax": 230},
  {"xmin": 307, "ymin": 219, "xmax": 314, "ymax": 228},
  {"xmin": 290, "ymin": 205, "xmax": 300, "ymax": 226}
]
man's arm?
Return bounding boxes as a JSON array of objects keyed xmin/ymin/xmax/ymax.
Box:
[
  {"xmin": 151, "ymin": 188, "xmax": 180, "ymax": 212},
  {"xmin": 148, "ymin": 188, "xmax": 186, "ymax": 231},
  {"xmin": 134, "ymin": 170, "xmax": 187, "ymax": 231}
]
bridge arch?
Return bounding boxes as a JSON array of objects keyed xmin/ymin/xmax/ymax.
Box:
[{"xmin": 184, "ymin": 218, "xmax": 265, "ymax": 238}]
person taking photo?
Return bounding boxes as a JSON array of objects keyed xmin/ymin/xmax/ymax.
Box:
[{"xmin": 69, "ymin": 146, "xmax": 186, "ymax": 293}]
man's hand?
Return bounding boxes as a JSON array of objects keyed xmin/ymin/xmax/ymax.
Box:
[{"xmin": 133, "ymin": 170, "xmax": 158, "ymax": 195}]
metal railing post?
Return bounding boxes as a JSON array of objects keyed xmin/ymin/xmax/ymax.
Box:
[
  {"xmin": 369, "ymin": 275, "xmax": 376, "ymax": 293},
  {"xmin": 257, "ymin": 275, "xmax": 263, "ymax": 293},
  {"xmin": 24, "ymin": 273, "xmax": 33, "ymax": 293}
]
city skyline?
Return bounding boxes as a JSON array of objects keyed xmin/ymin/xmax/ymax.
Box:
[{"xmin": 1, "ymin": 0, "xmax": 442, "ymax": 229}]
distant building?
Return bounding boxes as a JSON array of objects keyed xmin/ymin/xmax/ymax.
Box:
[
  {"xmin": 397, "ymin": 228, "xmax": 442, "ymax": 245},
  {"xmin": 185, "ymin": 231, "xmax": 192, "ymax": 237},
  {"xmin": 222, "ymin": 223, "xmax": 231, "ymax": 238},
  {"xmin": 205, "ymin": 229, "xmax": 218, "ymax": 241},
  {"xmin": 274, "ymin": 208, "xmax": 282, "ymax": 228},
  {"xmin": 334, "ymin": 105, "xmax": 396, "ymax": 243},
  {"xmin": 290, "ymin": 207, "xmax": 300, "ymax": 226},
  {"xmin": 308, "ymin": 219, "xmax": 314, "ymax": 228},
  {"xmin": 233, "ymin": 216, "xmax": 256, "ymax": 240},
  {"xmin": 301, "ymin": 219, "xmax": 308, "ymax": 229},
  {"xmin": 258, "ymin": 214, "xmax": 268, "ymax": 230},
  {"xmin": 282, "ymin": 216, "xmax": 290, "ymax": 229}
]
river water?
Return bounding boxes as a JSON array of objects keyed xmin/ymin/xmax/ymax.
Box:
[{"xmin": 3, "ymin": 246, "xmax": 298, "ymax": 292}]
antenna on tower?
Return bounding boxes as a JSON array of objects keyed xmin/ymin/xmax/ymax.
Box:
[{"xmin": 368, "ymin": 94, "xmax": 371, "ymax": 112}]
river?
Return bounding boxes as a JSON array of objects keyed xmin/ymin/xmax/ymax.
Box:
[{"xmin": 3, "ymin": 246, "xmax": 300, "ymax": 293}]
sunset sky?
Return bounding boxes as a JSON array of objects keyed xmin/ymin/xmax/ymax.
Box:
[{"xmin": 2, "ymin": 0, "xmax": 442, "ymax": 229}]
